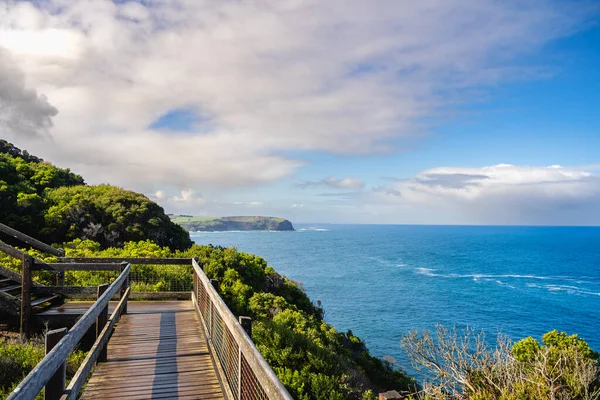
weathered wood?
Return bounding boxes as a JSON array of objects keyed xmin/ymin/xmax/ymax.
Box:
[
  {"xmin": 192, "ymin": 259, "xmax": 293, "ymax": 400},
  {"xmin": 120, "ymin": 262, "xmax": 128, "ymax": 315},
  {"xmin": 0, "ymin": 240, "xmax": 28, "ymax": 260},
  {"xmin": 58, "ymin": 257, "xmax": 191, "ymax": 265},
  {"xmin": 33, "ymin": 262, "xmax": 123, "ymax": 271},
  {"xmin": 6, "ymin": 264, "xmax": 130, "ymax": 400},
  {"xmin": 0, "ymin": 263, "xmax": 42, "ymax": 286},
  {"xmin": 0, "ymin": 289, "xmax": 20, "ymax": 316},
  {"xmin": 56, "ymin": 271, "xmax": 65, "ymax": 286},
  {"xmin": 0, "ymin": 223, "xmax": 65, "ymax": 256},
  {"xmin": 61, "ymin": 287, "xmax": 130, "ymax": 400},
  {"xmin": 32, "ymin": 295, "xmax": 60, "ymax": 307},
  {"xmin": 45, "ymin": 328, "xmax": 67, "ymax": 400},
  {"xmin": 96, "ymin": 284, "xmax": 109, "ymax": 363},
  {"xmin": 21, "ymin": 255, "xmax": 33, "ymax": 341},
  {"xmin": 31, "ymin": 296, "xmax": 58, "ymax": 307},
  {"xmin": 79, "ymin": 300, "xmax": 224, "ymax": 400},
  {"xmin": 33, "ymin": 286, "xmax": 100, "ymax": 299},
  {"xmin": 1, "ymin": 284, "xmax": 21, "ymax": 292},
  {"xmin": 130, "ymin": 291, "xmax": 191, "ymax": 300}
]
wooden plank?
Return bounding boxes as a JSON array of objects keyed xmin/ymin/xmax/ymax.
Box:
[
  {"xmin": 1, "ymin": 284, "xmax": 20, "ymax": 292},
  {"xmin": 0, "ymin": 278, "xmax": 11, "ymax": 283},
  {"xmin": 79, "ymin": 301, "xmax": 225, "ymax": 400},
  {"xmin": 33, "ymin": 262, "xmax": 123, "ymax": 271},
  {"xmin": 0, "ymin": 223, "xmax": 64, "ymax": 256},
  {"xmin": 0, "ymin": 263, "xmax": 43, "ymax": 286},
  {"xmin": 31, "ymin": 295, "xmax": 59, "ymax": 307},
  {"xmin": 33, "ymin": 286, "xmax": 99, "ymax": 299},
  {"xmin": 59, "ymin": 257, "xmax": 191, "ymax": 265},
  {"xmin": 0, "ymin": 240, "xmax": 28, "ymax": 260},
  {"xmin": 0, "ymin": 289, "xmax": 20, "ymax": 316}
]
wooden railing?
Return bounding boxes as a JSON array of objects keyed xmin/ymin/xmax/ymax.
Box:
[
  {"xmin": 1, "ymin": 224, "xmax": 293, "ymax": 399},
  {"xmin": 6, "ymin": 264, "xmax": 131, "ymax": 400},
  {"xmin": 192, "ymin": 258, "xmax": 293, "ymax": 400}
]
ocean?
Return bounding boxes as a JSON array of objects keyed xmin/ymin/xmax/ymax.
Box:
[{"xmin": 190, "ymin": 224, "xmax": 600, "ymax": 378}]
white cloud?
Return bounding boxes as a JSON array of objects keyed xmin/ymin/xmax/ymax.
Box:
[
  {"xmin": 0, "ymin": 0, "xmax": 590, "ymax": 195},
  {"xmin": 374, "ymin": 164, "xmax": 600, "ymax": 225},
  {"xmin": 298, "ymin": 177, "xmax": 365, "ymax": 190}
]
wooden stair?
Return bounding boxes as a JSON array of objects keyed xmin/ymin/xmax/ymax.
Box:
[{"xmin": 0, "ymin": 266, "xmax": 62, "ymax": 316}]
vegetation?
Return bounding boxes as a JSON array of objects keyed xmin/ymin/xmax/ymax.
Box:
[
  {"xmin": 0, "ymin": 140, "xmax": 191, "ymax": 251},
  {"xmin": 0, "ymin": 337, "xmax": 86, "ymax": 399},
  {"xmin": 401, "ymin": 325, "xmax": 600, "ymax": 399},
  {"xmin": 0, "ymin": 240, "xmax": 416, "ymax": 399},
  {"xmin": 170, "ymin": 215, "xmax": 295, "ymax": 231}
]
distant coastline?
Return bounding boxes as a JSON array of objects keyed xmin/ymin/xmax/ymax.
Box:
[{"xmin": 169, "ymin": 215, "xmax": 295, "ymax": 232}]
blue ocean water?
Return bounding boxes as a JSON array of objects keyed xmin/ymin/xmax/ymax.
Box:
[{"xmin": 191, "ymin": 225, "xmax": 600, "ymax": 376}]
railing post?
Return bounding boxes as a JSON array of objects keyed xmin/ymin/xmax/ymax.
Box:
[
  {"xmin": 96, "ymin": 283, "xmax": 109, "ymax": 363},
  {"xmin": 239, "ymin": 316, "xmax": 252, "ymax": 337},
  {"xmin": 120, "ymin": 262, "xmax": 128, "ymax": 315},
  {"xmin": 44, "ymin": 328, "xmax": 67, "ymax": 400},
  {"xmin": 56, "ymin": 271, "xmax": 65, "ymax": 286},
  {"xmin": 20, "ymin": 254, "xmax": 33, "ymax": 341}
]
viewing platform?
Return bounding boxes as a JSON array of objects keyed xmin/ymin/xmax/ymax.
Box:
[{"xmin": 0, "ymin": 223, "xmax": 292, "ymax": 400}]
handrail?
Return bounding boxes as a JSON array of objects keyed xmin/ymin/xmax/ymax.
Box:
[
  {"xmin": 6, "ymin": 264, "xmax": 131, "ymax": 400},
  {"xmin": 0, "ymin": 223, "xmax": 64, "ymax": 256},
  {"xmin": 61, "ymin": 286, "xmax": 131, "ymax": 400},
  {"xmin": 192, "ymin": 258, "xmax": 293, "ymax": 400}
]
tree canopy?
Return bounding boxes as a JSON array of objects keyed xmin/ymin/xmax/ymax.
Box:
[{"xmin": 0, "ymin": 140, "xmax": 191, "ymax": 251}]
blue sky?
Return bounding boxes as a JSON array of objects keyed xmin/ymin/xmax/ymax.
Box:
[{"xmin": 1, "ymin": 0, "xmax": 599, "ymax": 225}]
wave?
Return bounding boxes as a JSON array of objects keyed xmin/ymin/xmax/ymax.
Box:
[
  {"xmin": 297, "ymin": 228, "xmax": 330, "ymax": 232},
  {"xmin": 414, "ymin": 268, "xmax": 577, "ymax": 281},
  {"xmin": 415, "ymin": 268, "xmax": 600, "ymax": 296}
]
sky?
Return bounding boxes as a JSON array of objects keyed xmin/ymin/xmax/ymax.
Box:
[{"xmin": 1, "ymin": 0, "xmax": 599, "ymax": 225}]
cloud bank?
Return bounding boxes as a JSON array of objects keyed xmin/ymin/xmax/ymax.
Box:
[
  {"xmin": 372, "ymin": 164, "xmax": 600, "ymax": 225},
  {"xmin": 0, "ymin": 0, "xmax": 588, "ymax": 194}
]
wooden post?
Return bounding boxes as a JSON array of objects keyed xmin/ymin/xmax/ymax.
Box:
[
  {"xmin": 20, "ymin": 255, "xmax": 33, "ymax": 341},
  {"xmin": 96, "ymin": 283, "xmax": 109, "ymax": 363},
  {"xmin": 45, "ymin": 327, "xmax": 67, "ymax": 400},
  {"xmin": 120, "ymin": 262, "xmax": 128, "ymax": 315},
  {"xmin": 239, "ymin": 316, "xmax": 252, "ymax": 337},
  {"xmin": 56, "ymin": 271, "xmax": 65, "ymax": 286}
]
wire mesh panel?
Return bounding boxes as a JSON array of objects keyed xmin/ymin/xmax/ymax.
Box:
[
  {"xmin": 129, "ymin": 264, "xmax": 192, "ymax": 292},
  {"xmin": 212, "ymin": 303, "xmax": 225, "ymax": 365},
  {"xmin": 192, "ymin": 260, "xmax": 293, "ymax": 400},
  {"xmin": 241, "ymin": 353, "xmax": 268, "ymax": 400},
  {"xmin": 199, "ymin": 280, "xmax": 210, "ymax": 323},
  {"xmin": 223, "ymin": 328, "xmax": 240, "ymax": 400}
]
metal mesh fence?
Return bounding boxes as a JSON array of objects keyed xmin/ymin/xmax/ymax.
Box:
[
  {"xmin": 61, "ymin": 264, "xmax": 193, "ymax": 292},
  {"xmin": 194, "ymin": 268, "xmax": 272, "ymax": 400},
  {"xmin": 241, "ymin": 353, "xmax": 268, "ymax": 400}
]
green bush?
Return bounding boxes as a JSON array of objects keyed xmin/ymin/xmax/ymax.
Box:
[{"xmin": 0, "ymin": 339, "xmax": 86, "ymax": 399}]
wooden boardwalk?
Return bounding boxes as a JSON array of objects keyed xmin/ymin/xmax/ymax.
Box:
[{"xmin": 79, "ymin": 301, "xmax": 225, "ymax": 400}]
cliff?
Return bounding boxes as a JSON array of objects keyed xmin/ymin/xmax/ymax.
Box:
[{"xmin": 170, "ymin": 215, "xmax": 295, "ymax": 232}]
